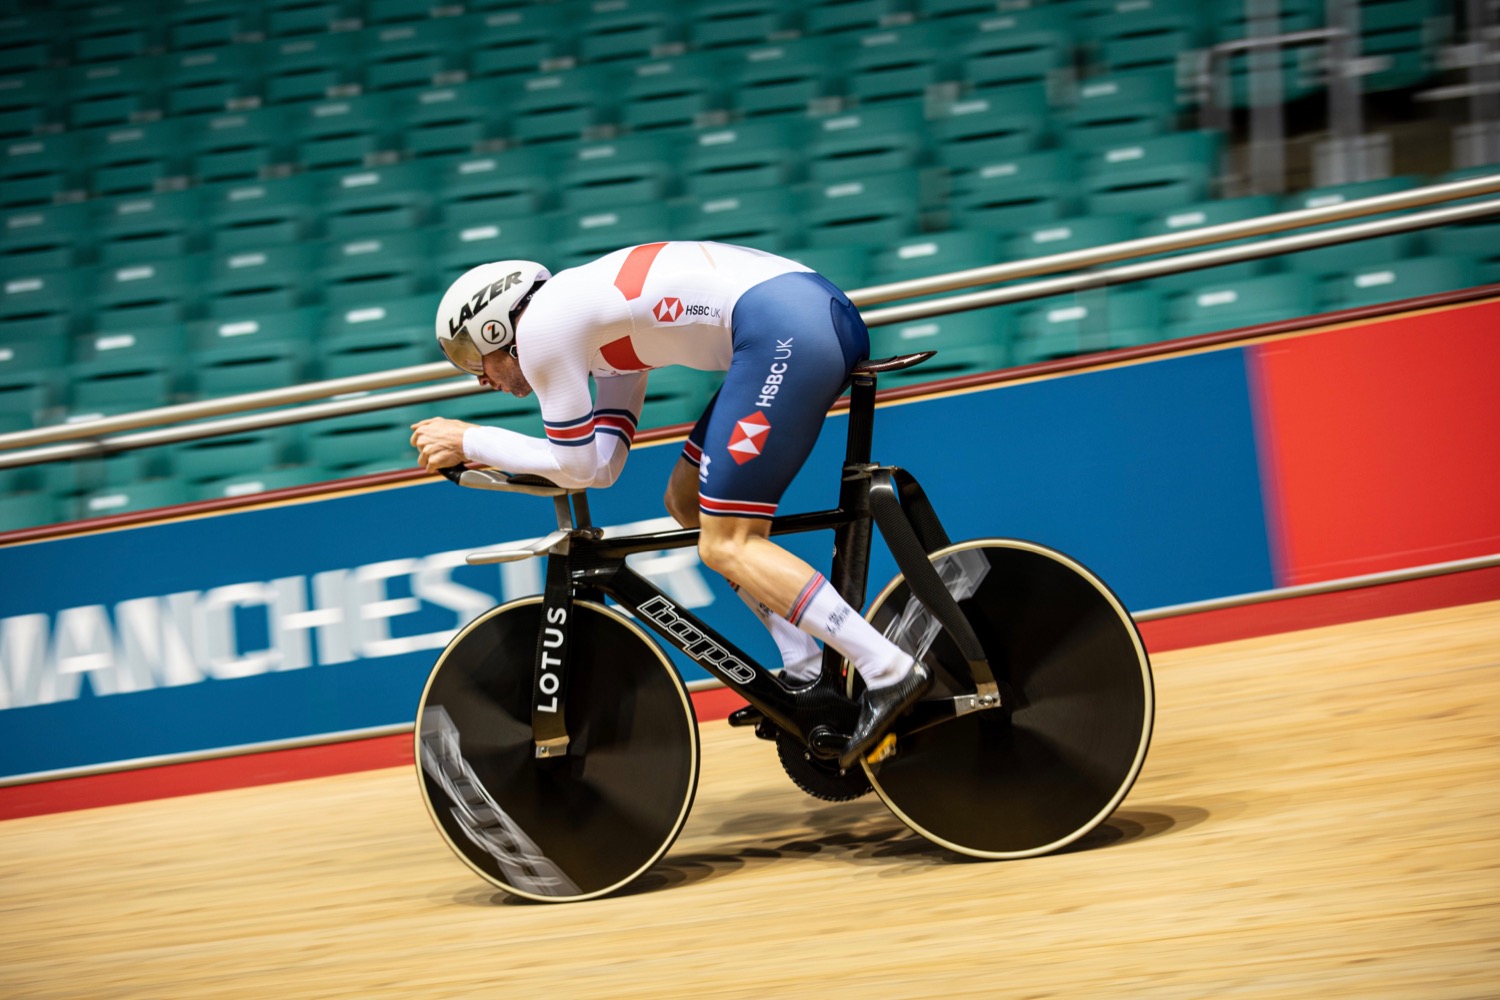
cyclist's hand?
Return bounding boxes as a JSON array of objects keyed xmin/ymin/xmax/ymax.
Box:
[{"xmin": 410, "ymin": 417, "xmax": 473, "ymax": 473}]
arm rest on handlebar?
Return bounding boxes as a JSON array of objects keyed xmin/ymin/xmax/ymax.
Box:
[{"xmin": 455, "ymin": 468, "xmax": 577, "ymax": 497}]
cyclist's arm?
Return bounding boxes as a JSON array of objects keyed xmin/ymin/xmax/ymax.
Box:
[{"xmin": 461, "ymin": 341, "xmax": 643, "ymax": 491}]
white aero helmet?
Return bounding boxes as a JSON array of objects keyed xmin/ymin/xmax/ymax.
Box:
[{"xmin": 435, "ymin": 260, "xmax": 550, "ymax": 375}]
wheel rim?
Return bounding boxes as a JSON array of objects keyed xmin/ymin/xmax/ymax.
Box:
[{"xmin": 860, "ymin": 539, "xmax": 1154, "ymax": 858}]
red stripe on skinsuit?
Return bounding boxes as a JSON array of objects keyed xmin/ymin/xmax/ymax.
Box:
[
  {"xmin": 600, "ymin": 337, "xmax": 649, "ymax": 371},
  {"xmin": 613, "ymin": 242, "xmax": 668, "ymax": 300}
]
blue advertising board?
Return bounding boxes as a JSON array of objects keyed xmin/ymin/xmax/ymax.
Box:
[{"xmin": 0, "ymin": 347, "xmax": 1273, "ymax": 781}]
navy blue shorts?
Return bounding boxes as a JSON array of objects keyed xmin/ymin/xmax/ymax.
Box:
[{"xmin": 683, "ymin": 271, "xmax": 869, "ymax": 520}]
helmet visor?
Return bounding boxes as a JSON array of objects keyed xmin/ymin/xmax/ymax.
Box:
[{"xmin": 441, "ymin": 327, "xmax": 485, "ymax": 375}]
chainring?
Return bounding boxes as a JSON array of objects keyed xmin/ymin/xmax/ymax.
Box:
[{"xmin": 775, "ymin": 731, "xmax": 873, "ymax": 802}]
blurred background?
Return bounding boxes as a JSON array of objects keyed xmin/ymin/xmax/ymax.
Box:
[{"xmin": 0, "ymin": 0, "xmax": 1496, "ymax": 532}]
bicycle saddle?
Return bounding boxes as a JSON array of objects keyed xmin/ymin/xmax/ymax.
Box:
[{"xmin": 852, "ymin": 352, "xmax": 935, "ymax": 375}]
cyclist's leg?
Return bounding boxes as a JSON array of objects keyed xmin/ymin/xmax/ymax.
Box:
[{"xmin": 664, "ymin": 388, "xmax": 716, "ymax": 528}]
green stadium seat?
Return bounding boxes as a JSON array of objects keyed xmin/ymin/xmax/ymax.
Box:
[
  {"xmin": 802, "ymin": 0, "xmax": 908, "ymax": 36},
  {"xmin": 0, "ymin": 10, "xmax": 61, "ymax": 76},
  {"xmin": 1323, "ymin": 255, "xmax": 1482, "ymax": 310},
  {"xmin": 930, "ymin": 93, "xmax": 1050, "ymax": 173},
  {"xmin": 204, "ymin": 243, "xmax": 320, "ymax": 318},
  {"xmin": 168, "ymin": 427, "xmax": 295, "ymax": 487},
  {"xmin": 290, "ymin": 94, "xmax": 400, "ymax": 172},
  {"xmin": 1, "ymin": 133, "xmax": 86, "ymax": 208},
  {"xmin": 194, "ymin": 336, "xmax": 314, "ymax": 397},
  {"xmin": 1058, "ymin": 70, "xmax": 1180, "ymax": 149},
  {"xmin": 435, "ymin": 217, "xmax": 555, "ymax": 283},
  {"xmin": 466, "ymin": 7, "xmax": 571, "ymax": 80},
  {"xmin": 959, "ymin": 9, "xmax": 1074, "ymax": 96},
  {"xmin": 674, "ymin": 189, "xmax": 802, "ymax": 251},
  {"xmin": 96, "ymin": 190, "xmax": 204, "ymax": 265},
  {"xmin": 1276, "ymin": 176, "xmax": 1424, "ymax": 280},
  {"xmin": 320, "ymin": 326, "xmax": 431, "ymax": 378},
  {"xmin": 871, "ymin": 228, "xmax": 1002, "ymax": 284},
  {"xmin": 264, "ymin": 0, "xmax": 361, "ymax": 38},
  {"xmin": 0, "ymin": 70, "xmax": 63, "ymax": 141},
  {"xmin": 1085, "ymin": 1, "xmax": 1206, "ymax": 76},
  {"xmin": 732, "ymin": 39, "xmax": 842, "ymax": 119},
  {"xmin": 804, "ymin": 171, "xmax": 925, "ymax": 247},
  {"xmin": 70, "ymin": 5, "xmax": 159, "ymax": 65},
  {"xmin": 1077, "ymin": 131, "xmax": 1221, "ymax": 216},
  {"xmin": 0, "ymin": 491, "xmax": 62, "ymax": 532},
  {"xmin": 0, "ymin": 331, "xmax": 71, "ymax": 380},
  {"xmin": 72, "ymin": 323, "xmax": 187, "ymax": 370},
  {"xmin": 805, "ymin": 103, "xmax": 930, "ymax": 181},
  {"xmin": 69, "ymin": 343, "xmax": 182, "ymax": 413},
  {"xmin": 434, "ymin": 151, "xmax": 552, "ymax": 222},
  {"xmin": 1, "ymin": 269, "xmax": 88, "ymax": 334},
  {"xmin": 1138, "ymin": 194, "xmax": 1278, "ymax": 292},
  {"xmin": 576, "ymin": 1, "xmax": 679, "ymax": 64},
  {"xmin": 63, "ymin": 58, "xmax": 161, "ymax": 129},
  {"xmin": 868, "ymin": 304, "xmax": 1013, "ymax": 364},
  {"xmin": 2, "ymin": 203, "xmax": 92, "ymax": 274},
  {"xmin": 192, "ymin": 306, "xmax": 324, "ymax": 355},
  {"xmin": 320, "ymin": 161, "xmax": 436, "ymax": 238},
  {"xmin": 301, "ymin": 405, "xmax": 426, "ymax": 478},
  {"xmin": 320, "ymin": 231, "xmax": 434, "ymax": 308},
  {"xmin": 396, "ymin": 81, "xmax": 509, "ymax": 160},
  {"xmin": 784, "ymin": 244, "xmax": 872, "ymax": 289},
  {"xmin": 186, "ymin": 106, "xmax": 291, "ymax": 184},
  {"xmin": 324, "ymin": 295, "xmax": 431, "ymax": 359},
  {"xmin": 85, "ymin": 120, "xmax": 188, "ymax": 197},
  {"xmin": 845, "ymin": 22, "xmax": 955, "ymax": 106},
  {"xmin": 1013, "ymin": 287, "xmax": 1163, "ymax": 362},
  {"xmin": 1009, "ymin": 214, "xmax": 1139, "ymax": 259},
  {"xmin": 75, "ymin": 479, "xmax": 192, "ymax": 521},
  {"xmin": 620, "ymin": 54, "xmax": 728, "ymax": 133},
  {"xmin": 559, "ymin": 155, "xmax": 675, "ymax": 211},
  {"xmin": 1166, "ymin": 271, "xmax": 1318, "ymax": 338},
  {"xmin": 688, "ymin": 0, "xmax": 798, "ymax": 49},
  {"xmin": 195, "ymin": 465, "xmax": 323, "ymax": 501},
  {"xmin": 166, "ymin": 1, "xmax": 262, "ymax": 51},
  {"xmin": 359, "ymin": 18, "xmax": 468, "ymax": 92},
  {"xmin": 0, "ymin": 369, "xmax": 58, "ymax": 428},
  {"xmin": 162, "ymin": 45, "xmax": 262, "ymax": 117},
  {"xmin": 94, "ymin": 257, "xmax": 206, "ymax": 331},
  {"xmin": 1428, "ymin": 216, "xmax": 1500, "ymax": 284},
  {"xmin": 553, "ymin": 204, "xmax": 674, "ymax": 268},
  {"xmin": 261, "ymin": 31, "xmax": 362, "ymax": 104},
  {"xmin": 509, "ymin": 66, "xmax": 618, "ymax": 145},
  {"xmin": 203, "ymin": 174, "xmax": 320, "ymax": 251},
  {"xmin": 1358, "ymin": 0, "xmax": 1449, "ymax": 93},
  {"xmin": 682, "ymin": 120, "xmax": 803, "ymax": 197},
  {"xmin": 949, "ymin": 149, "xmax": 1076, "ymax": 233}
]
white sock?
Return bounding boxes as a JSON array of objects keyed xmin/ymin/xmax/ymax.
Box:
[
  {"xmin": 788, "ymin": 573, "xmax": 912, "ymax": 690},
  {"xmin": 732, "ymin": 582, "xmax": 823, "ymax": 683}
]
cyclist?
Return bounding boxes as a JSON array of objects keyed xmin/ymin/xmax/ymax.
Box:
[{"xmin": 410, "ymin": 243, "xmax": 931, "ymax": 768}]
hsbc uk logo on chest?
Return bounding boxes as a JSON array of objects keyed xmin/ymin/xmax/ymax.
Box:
[{"xmin": 652, "ymin": 296, "xmax": 720, "ymax": 323}]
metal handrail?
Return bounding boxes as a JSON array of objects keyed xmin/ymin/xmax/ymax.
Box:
[{"xmin": 1, "ymin": 173, "xmax": 1498, "ymax": 470}]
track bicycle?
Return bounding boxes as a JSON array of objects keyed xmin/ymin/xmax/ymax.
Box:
[{"xmin": 415, "ymin": 352, "xmax": 1154, "ymax": 902}]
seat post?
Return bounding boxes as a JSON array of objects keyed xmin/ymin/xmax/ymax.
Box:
[{"xmin": 844, "ymin": 371, "xmax": 877, "ymax": 467}]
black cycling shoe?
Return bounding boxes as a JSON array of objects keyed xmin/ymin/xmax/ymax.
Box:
[{"xmin": 838, "ymin": 661, "xmax": 933, "ymax": 771}]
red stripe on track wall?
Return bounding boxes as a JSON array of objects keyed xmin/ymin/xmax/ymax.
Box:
[{"xmin": 3, "ymin": 568, "xmax": 1496, "ymax": 822}]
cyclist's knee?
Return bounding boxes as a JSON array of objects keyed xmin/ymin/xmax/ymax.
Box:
[{"xmin": 664, "ymin": 459, "xmax": 701, "ymax": 527}]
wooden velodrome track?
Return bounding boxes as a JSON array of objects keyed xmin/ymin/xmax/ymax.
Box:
[{"xmin": 1, "ymin": 597, "xmax": 1497, "ymax": 999}]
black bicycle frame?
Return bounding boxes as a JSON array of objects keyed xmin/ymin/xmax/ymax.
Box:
[{"xmin": 524, "ymin": 369, "xmax": 999, "ymax": 757}]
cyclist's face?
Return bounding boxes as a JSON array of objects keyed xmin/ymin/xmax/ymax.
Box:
[{"xmin": 480, "ymin": 349, "xmax": 531, "ymax": 399}]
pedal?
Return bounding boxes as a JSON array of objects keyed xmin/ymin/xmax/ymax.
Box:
[
  {"xmin": 727, "ymin": 706, "xmax": 778, "ymax": 741},
  {"xmin": 865, "ymin": 733, "xmax": 898, "ymax": 765},
  {"xmin": 726, "ymin": 705, "xmax": 763, "ymax": 728}
]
